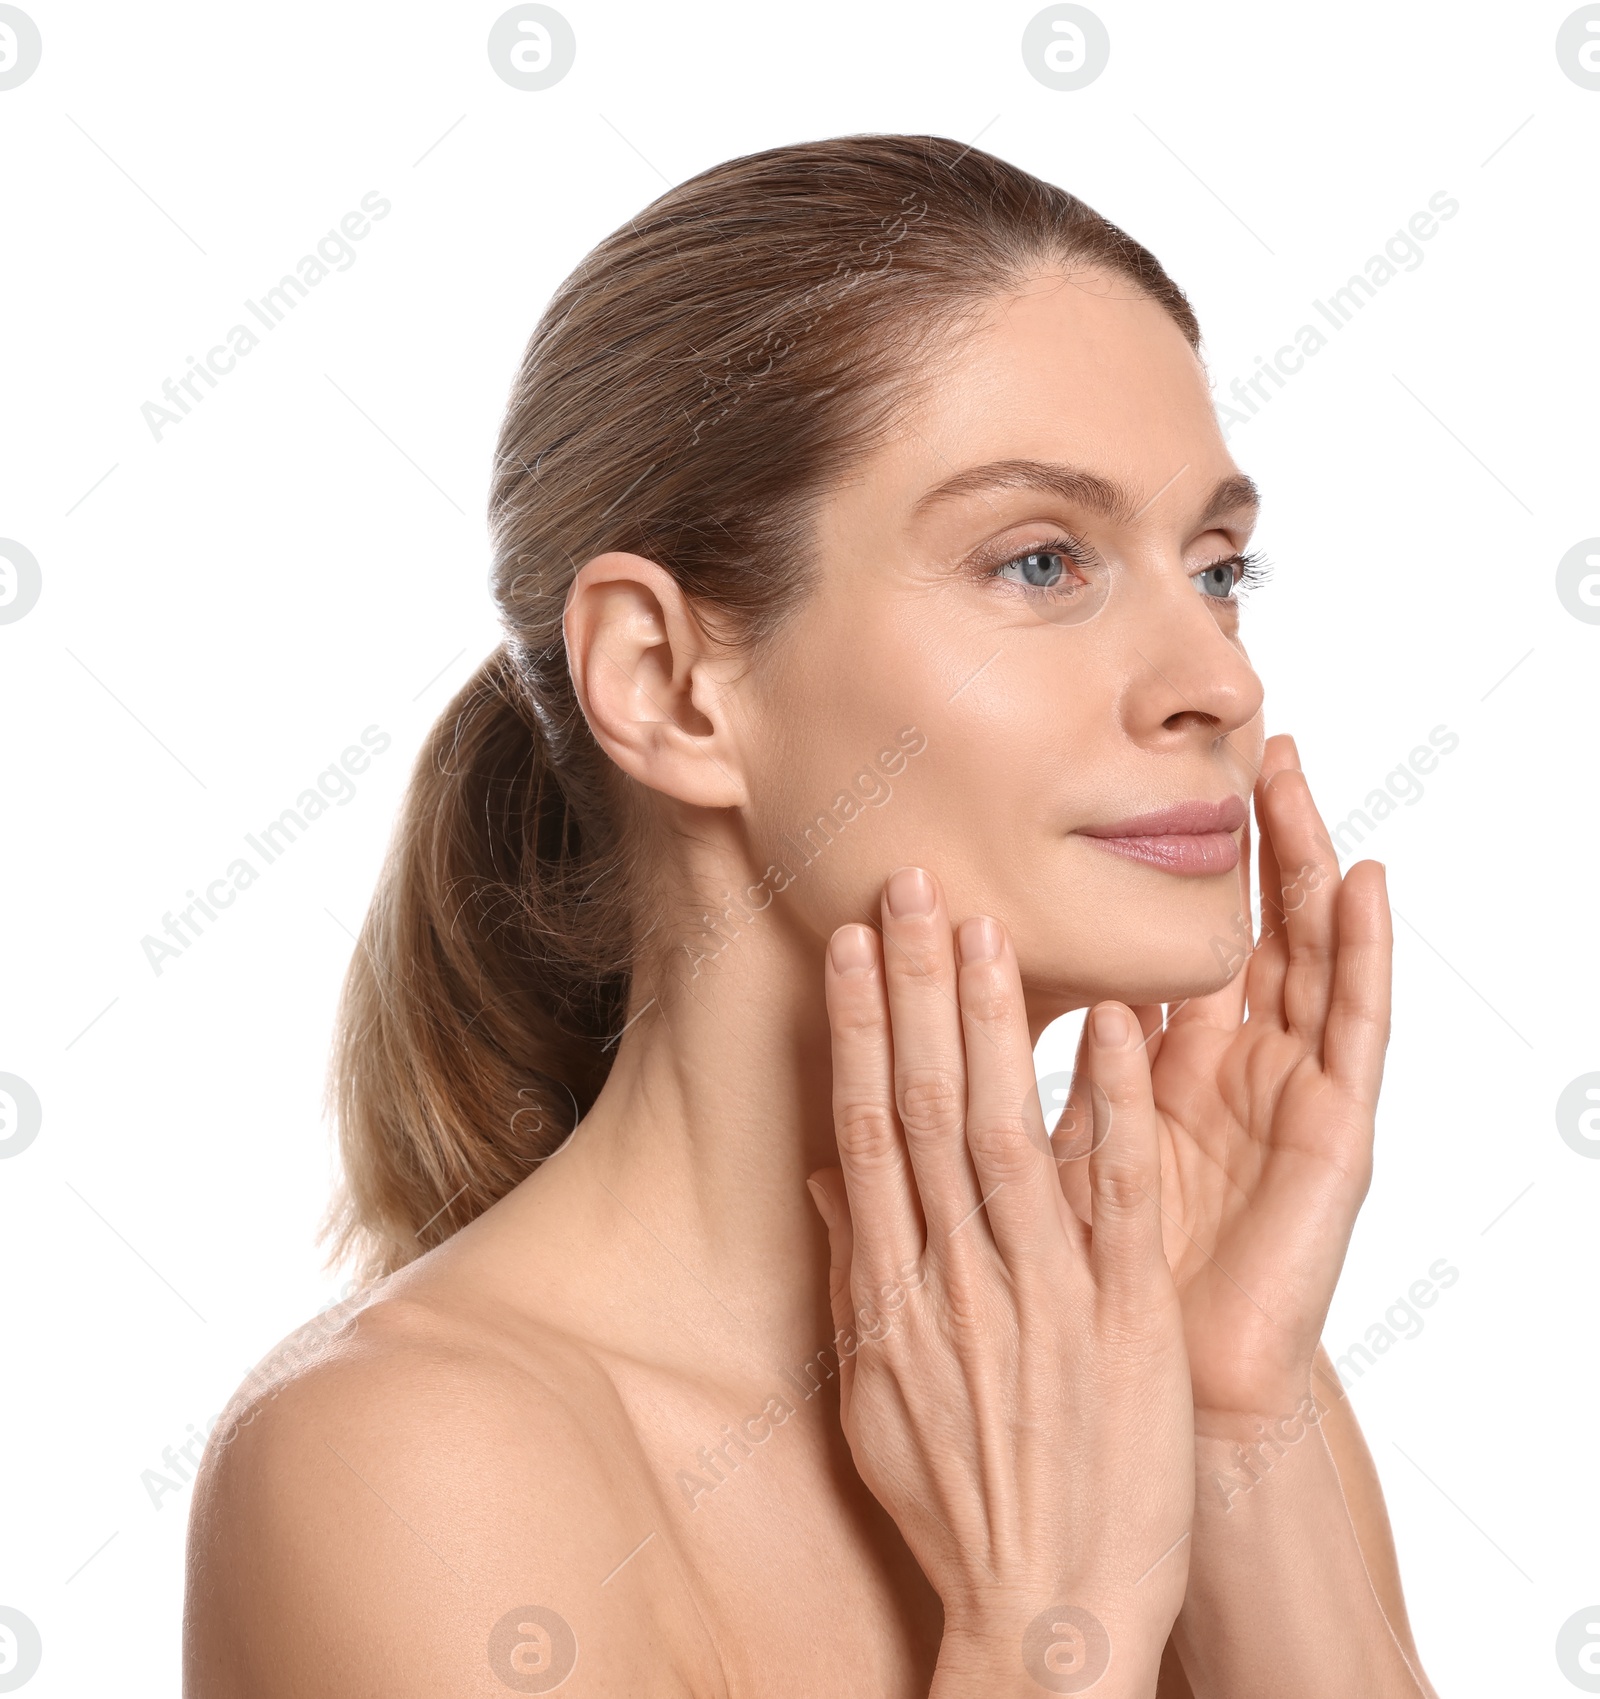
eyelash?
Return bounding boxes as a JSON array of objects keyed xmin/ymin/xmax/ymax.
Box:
[
  {"xmin": 1205, "ymin": 549, "xmax": 1273, "ymax": 598},
  {"xmin": 984, "ymin": 538, "xmax": 1273, "ymax": 600}
]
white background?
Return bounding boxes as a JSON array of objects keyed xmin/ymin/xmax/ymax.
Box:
[{"xmin": 1, "ymin": 1, "xmax": 1596, "ymax": 1693}]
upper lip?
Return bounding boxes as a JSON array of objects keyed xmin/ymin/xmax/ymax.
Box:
[{"xmin": 1076, "ymin": 795, "xmax": 1248, "ymax": 838}]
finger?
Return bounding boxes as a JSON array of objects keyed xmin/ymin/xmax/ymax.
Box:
[
  {"xmin": 1053, "ymin": 1007, "xmax": 1162, "ymax": 1211},
  {"xmin": 1234, "ymin": 760, "xmax": 1255, "ymax": 944},
  {"xmin": 1255, "ymin": 733, "xmax": 1301, "ymax": 940},
  {"xmin": 1081, "ymin": 1002, "xmax": 1167, "ymax": 1295},
  {"xmin": 1050, "ymin": 1015, "xmax": 1094, "ymax": 1229},
  {"xmin": 825, "ymin": 922, "xmax": 926, "ymax": 1289},
  {"xmin": 878, "ymin": 867, "xmax": 985, "ymax": 1251},
  {"xmin": 1256, "ymin": 749, "xmax": 1342, "ymax": 1043},
  {"xmin": 1203, "ymin": 792, "xmax": 1253, "ymax": 1029},
  {"xmin": 806, "ymin": 1168, "xmax": 861, "ymax": 1408},
  {"xmin": 1323, "ymin": 862, "xmax": 1393, "ymax": 1107},
  {"xmin": 1248, "ymin": 762, "xmax": 1289, "ymax": 1025},
  {"xmin": 953, "ymin": 915, "xmax": 1077, "ymax": 1268}
]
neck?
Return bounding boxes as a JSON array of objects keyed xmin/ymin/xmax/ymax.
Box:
[{"xmin": 513, "ymin": 885, "xmax": 847, "ymax": 1388}]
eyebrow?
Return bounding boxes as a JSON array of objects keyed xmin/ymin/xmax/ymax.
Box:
[{"xmin": 910, "ymin": 459, "xmax": 1261, "ymax": 531}]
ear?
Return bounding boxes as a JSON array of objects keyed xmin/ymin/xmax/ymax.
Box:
[{"xmin": 564, "ymin": 551, "xmax": 749, "ymax": 809}]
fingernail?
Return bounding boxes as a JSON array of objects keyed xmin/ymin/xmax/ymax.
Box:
[
  {"xmin": 805, "ymin": 1176, "xmax": 833, "ymax": 1227},
  {"xmin": 829, "ymin": 924, "xmax": 875, "ymax": 974},
  {"xmin": 957, "ymin": 916, "xmax": 1000, "ymax": 964},
  {"xmin": 885, "ymin": 866, "xmax": 935, "ymax": 918},
  {"xmin": 1092, "ymin": 1002, "xmax": 1129, "ymax": 1045}
]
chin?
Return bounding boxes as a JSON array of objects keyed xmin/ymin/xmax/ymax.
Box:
[
  {"xmin": 1019, "ymin": 908, "xmax": 1248, "ymax": 1016},
  {"xmin": 1107, "ymin": 946, "xmax": 1244, "ymax": 1007}
]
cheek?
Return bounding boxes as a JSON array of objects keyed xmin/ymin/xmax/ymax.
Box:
[
  {"xmin": 762, "ymin": 697, "xmax": 1063, "ymax": 936},
  {"xmin": 742, "ymin": 597, "xmax": 1115, "ymax": 931},
  {"xmin": 740, "ymin": 687, "xmax": 953, "ymax": 931},
  {"xmin": 751, "ymin": 735, "xmax": 933, "ymax": 888}
]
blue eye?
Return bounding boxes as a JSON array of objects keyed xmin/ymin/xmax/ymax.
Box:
[
  {"xmin": 1001, "ymin": 549, "xmax": 1066, "ymax": 588},
  {"xmin": 1195, "ymin": 560, "xmax": 1236, "ymax": 599},
  {"xmin": 989, "ymin": 535, "xmax": 1087, "ymax": 593},
  {"xmin": 1193, "ymin": 550, "xmax": 1270, "ymax": 601}
]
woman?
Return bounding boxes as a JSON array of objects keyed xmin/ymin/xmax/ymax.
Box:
[{"xmin": 185, "ymin": 134, "xmax": 1436, "ymax": 1697}]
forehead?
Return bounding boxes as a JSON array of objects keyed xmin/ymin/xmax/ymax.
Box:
[{"xmin": 864, "ymin": 270, "xmax": 1237, "ymax": 520}]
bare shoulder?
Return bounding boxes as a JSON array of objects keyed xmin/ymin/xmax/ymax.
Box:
[{"xmin": 184, "ymin": 1280, "xmax": 710, "ymax": 1698}]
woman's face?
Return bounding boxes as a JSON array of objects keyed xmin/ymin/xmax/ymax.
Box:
[{"xmin": 746, "ymin": 267, "xmax": 1266, "ymax": 1021}]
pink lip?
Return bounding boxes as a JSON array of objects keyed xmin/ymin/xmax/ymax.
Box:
[{"xmin": 1075, "ymin": 795, "xmax": 1247, "ymax": 876}]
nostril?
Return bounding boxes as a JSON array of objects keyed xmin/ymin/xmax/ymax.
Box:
[{"xmin": 1162, "ymin": 709, "xmax": 1221, "ymax": 733}]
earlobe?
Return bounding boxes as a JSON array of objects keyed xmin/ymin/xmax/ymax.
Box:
[{"xmin": 564, "ymin": 551, "xmax": 749, "ymax": 809}]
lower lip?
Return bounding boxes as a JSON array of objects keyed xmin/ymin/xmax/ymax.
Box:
[{"xmin": 1079, "ymin": 832, "xmax": 1241, "ymax": 875}]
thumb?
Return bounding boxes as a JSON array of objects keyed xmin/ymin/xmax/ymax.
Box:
[{"xmin": 806, "ymin": 1168, "xmax": 858, "ymax": 1406}]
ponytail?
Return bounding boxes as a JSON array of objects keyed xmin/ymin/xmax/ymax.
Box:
[{"xmin": 323, "ymin": 646, "xmax": 628, "ymax": 1279}]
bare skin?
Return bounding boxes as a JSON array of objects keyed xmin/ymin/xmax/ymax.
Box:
[{"xmin": 185, "ymin": 270, "xmax": 1437, "ymax": 1696}]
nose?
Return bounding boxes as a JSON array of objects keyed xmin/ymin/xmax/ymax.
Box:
[{"xmin": 1116, "ymin": 570, "xmax": 1264, "ymax": 749}]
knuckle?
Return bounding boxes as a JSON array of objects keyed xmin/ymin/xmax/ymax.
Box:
[
  {"xmin": 884, "ymin": 932, "xmax": 943, "ymax": 982},
  {"xmin": 958, "ymin": 963, "xmax": 1014, "ymax": 1027},
  {"xmin": 934, "ymin": 1268, "xmax": 995, "ymax": 1337},
  {"xmin": 829, "ymin": 997, "xmax": 885, "ymax": 1041},
  {"xmin": 967, "ymin": 1111, "xmax": 1044, "ymax": 1177},
  {"xmin": 833, "ymin": 1099, "xmax": 899, "ymax": 1168},
  {"xmin": 1091, "ymin": 1163, "xmax": 1150, "ymax": 1215},
  {"xmin": 895, "ymin": 1065, "xmax": 965, "ymax": 1140}
]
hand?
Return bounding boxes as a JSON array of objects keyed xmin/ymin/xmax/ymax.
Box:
[
  {"xmin": 1056, "ymin": 734, "xmax": 1393, "ymax": 1420},
  {"xmin": 807, "ymin": 866, "xmax": 1193, "ymax": 1691}
]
